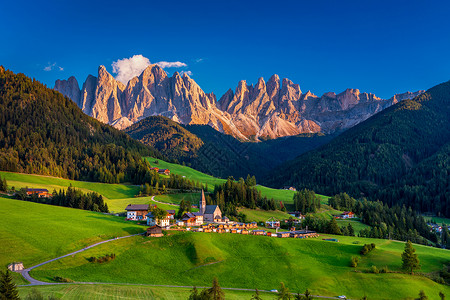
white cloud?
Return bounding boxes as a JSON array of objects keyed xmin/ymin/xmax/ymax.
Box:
[
  {"xmin": 155, "ymin": 61, "xmax": 187, "ymax": 68},
  {"xmin": 43, "ymin": 62, "xmax": 63, "ymax": 72},
  {"xmin": 112, "ymin": 54, "xmax": 151, "ymax": 84},
  {"xmin": 180, "ymin": 70, "xmax": 193, "ymax": 76},
  {"xmin": 111, "ymin": 55, "xmax": 189, "ymax": 84},
  {"xmin": 195, "ymin": 58, "xmax": 204, "ymax": 63}
]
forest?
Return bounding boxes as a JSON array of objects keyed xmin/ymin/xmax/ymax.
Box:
[
  {"xmin": 265, "ymin": 80, "xmax": 450, "ymax": 217},
  {"xmin": 0, "ymin": 66, "xmax": 162, "ymax": 185}
]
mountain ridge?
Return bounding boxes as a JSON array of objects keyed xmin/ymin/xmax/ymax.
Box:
[{"xmin": 55, "ymin": 65, "xmax": 423, "ymax": 140}]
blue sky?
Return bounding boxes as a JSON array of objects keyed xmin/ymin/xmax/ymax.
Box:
[{"xmin": 1, "ymin": 0, "xmax": 450, "ymax": 99}]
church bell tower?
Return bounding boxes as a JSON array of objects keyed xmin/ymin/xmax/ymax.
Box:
[{"xmin": 200, "ymin": 189, "xmax": 206, "ymax": 214}]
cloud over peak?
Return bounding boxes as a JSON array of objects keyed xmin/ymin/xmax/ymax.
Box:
[
  {"xmin": 111, "ymin": 55, "xmax": 189, "ymax": 84},
  {"xmin": 44, "ymin": 62, "xmax": 63, "ymax": 71}
]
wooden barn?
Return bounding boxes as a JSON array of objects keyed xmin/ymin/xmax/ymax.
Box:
[{"xmin": 146, "ymin": 225, "xmax": 163, "ymax": 237}]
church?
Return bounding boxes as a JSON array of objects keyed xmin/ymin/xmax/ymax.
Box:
[{"xmin": 199, "ymin": 190, "xmax": 228, "ymax": 223}]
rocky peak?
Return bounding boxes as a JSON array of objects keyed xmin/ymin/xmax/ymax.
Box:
[
  {"xmin": 267, "ymin": 74, "xmax": 280, "ymax": 100},
  {"xmin": 54, "ymin": 76, "xmax": 81, "ymax": 106}
]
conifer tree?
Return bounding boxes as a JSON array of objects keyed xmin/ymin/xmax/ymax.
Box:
[
  {"xmin": 417, "ymin": 290, "xmax": 428, "ymax": 300},
  {"xmin": 277, "ymin": 282, "xmax": 291, "ymax": 300},
  {"xmin": 251, "ymin": 288, "xmax": 263, "ymax": 300},
  {"xmin": 208, "ymin": 277, "xmax": 224, "ymax": 300},
  {"xmin": 402, "ymin": 240, "xmax": 420, "ymax": 274},
  {"xmin": 0, "ymin": 269, "xmax": 20, "ymax": 300},
  {"xmin": 439, "ymin": 291, "xmax": 445, "ymax": 300}
]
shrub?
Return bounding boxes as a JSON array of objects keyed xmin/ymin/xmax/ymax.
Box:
[
  {"xmin": 88, "ymin": 253, "xmax": 116, "ymax": 263},
  {"xmin": 52, "ymin": 276, "xmax": 72, "ymax": 283},
  {"xmin": 371, "ymin": 265, "xmax": 379, "ymax": 274},
  {"xmin": 380, "ymin": 266, "xmax": 389, "ymax": 273},
  {"xmin": 350, "ymin": 256, "xmax": 359, "ymax": 268},
  {"xmin": 360, "ymin": 243, "xmax": 376, "ymax": 255}
]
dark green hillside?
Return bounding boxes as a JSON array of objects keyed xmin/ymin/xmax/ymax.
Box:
[
  {"xmin": 0, "ymin": 66, "xmax": 161, "ymax": 184},
  {"xmin": 125, "ymin": 115, "xmax": 333, "ymax": 180},
  {"xmin": 124, "ymin": 116, "xmax": 203, "ymax": 161},
  {"xmin": 264, "ymin": 80, "xmax": 450, "ymax": 216}
]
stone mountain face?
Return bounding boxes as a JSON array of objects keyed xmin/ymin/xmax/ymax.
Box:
[{"xmin": 55, "ymin": 66, "xmax": 423, "ymax": 140}]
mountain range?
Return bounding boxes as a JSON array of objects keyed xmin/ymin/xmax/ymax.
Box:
[{"xmin": 55, "ymin": 65, "xmax": 423, "ymax": 140}]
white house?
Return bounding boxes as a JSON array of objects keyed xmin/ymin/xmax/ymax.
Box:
[{"xmin": 146, "ymin": 212, "xmax": 170, "ymax": 227}]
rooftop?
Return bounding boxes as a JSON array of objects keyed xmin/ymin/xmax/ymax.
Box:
[{"xmin": 125, "ymin": 204, "xmax": 149, "ymax": 211}]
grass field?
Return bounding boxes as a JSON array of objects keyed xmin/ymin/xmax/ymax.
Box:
[
  {"xmin": 335, "ymin": 219, "xmax": 371, "ymax": 234},
  {"xmin": 154, "ymin": 193, "xmax": 202, "ymax": 205},
  {"xmin": 424, "ymin": 216, "xmax": 450, "ymax": 225},
  {"xmin": 31, "ymin": 231, "xmax": 450, "ymax": 300},
  {"xmin": 18, "ymin": 284, "xmax": 276, "ymax": 300},
  {"xmin": 0, "ymin": 197, "xmax": 144, "ymax": 269},
  {"xmin": 0, "ymin": 171, "xmax": 139, "ymax": 200},
  {"xmin": 144, "ymin": 157, "xmax": 302, "ymax": 204},
  {"xmin": 238, "ymin": 207, "xmax": 292, "ymax": 223}
]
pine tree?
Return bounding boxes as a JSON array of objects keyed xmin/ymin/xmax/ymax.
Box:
[
  {"xmin": 251, "ymin": 289, "xmax": 263, "ymax": 300},
  {"xmin": 188, "ymin": 287, "xmax": 199, "ymax": 300},
  {"xmin": 303, "ymin": 289, "xmax": 314, "ymax": 300},
  {"xmin": 0, "ymin": 269, "xmax": 20, "ymax": 300},
  {"xmin": 439, "ymin": 291, "xmax": 445, "ymax": 300},
  {"xmin": 277, "ymin": 282, "xmax": 291, "ymax": 300},
  {"xmin": 417, "ymin": 290, "xmax": 428, "ymax": 300},
  {"xmin": 402, "ymin": 240, "xmax": 420, "ymax": 274},
  {"xmin": 208, "ymin": 277, "xmax": 224, "ymax": 300},
  {"xmin": 328, "ymin": 218, "xmax": 342, "ymax": 235}
]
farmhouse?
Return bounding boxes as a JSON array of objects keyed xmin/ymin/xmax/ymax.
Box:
[
  {"xmin": 283, "ymin": 186, "xmax": 297, "ymax": 191},
  {"xmin": 150, "ymin": 167, "xmax": 159, "ymax": 172},
  {"xmin": 125, "ymin": 204, "xmax": 149, "ymax": 221},
  {"xmin": 182, "ymin": 212, "xmax": 203, "ymax": 226},
  {"xmin": 158, "ymin": 169, "xmax": 170, "ymax": 176},
  {"xmin": 266, "ymin": 217, "xmax": 280, "ymax": 229},
  {"xmin": 277, "ymin": 232, "xmax": 290, "ymax": 238},
  {"xmin": 146, "ymin": 225, "xmax": 163, "ymax": 237},
  {"xmin": 26, "ymin": 188, "xmax": 51, "ymax": 198},
  {"xmin": 288, "ymin": 211, "xmax": 305, "ymax": 219},
  {"xmin": 251, "ymin": 230, "xmax": 266, "ymax": 235},
  {"xmin": 166, "ymin": 210, "xmax": 176, "ymax": 219},
  {"xmin": 8, "ymin": 262, "xmax": 24, "ymax": 272},
  {"xmin": 339, "ymin": 211, "xmax": 356, "ymax": 219},
  {"xmin": 289, "ymin": 230, "xmax": 318, "ymax": 238},
  {"xmin": 146, "ymin": 212, "xmax": 170, "ymax": 227}
]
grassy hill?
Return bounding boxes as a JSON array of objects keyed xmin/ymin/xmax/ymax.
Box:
[
  {"xmin": 144, "ymin": 157, "xmax": 299, "ymax": 205},
  {"xmin": 17, "ymin": 284, "xmax": 275, "ymax": 300},
  {"xmin": 0, "ymin": 67, "xmax": 160, "ymax": 184},
  {"xmin": 264, "ymin": 80, "xmax": 450, "ymax": 217},
  {"xmin": 0, "ymin": 197, "xmax": 143, "ymax": 269},
  {"xmin": 30, "ymin": 231, "xmax": 450, "ymax": 300}
]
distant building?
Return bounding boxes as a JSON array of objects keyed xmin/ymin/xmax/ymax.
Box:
[
  {"xmin": 288, "ymin": 211, "xmax": 305, "ymax": 219},
  {"xmin": 182, "ymin": 212, "xmax": 204, "ymax": 226},
  {"xmin": 283, "ymin": 186, "xmax": 297, "ymax": 191},
  {"xmin": 166, "ymin": 210, "xmax": 176, "ymax": 219},
  {"xmin": 158, "ymin": 169, "xmax": 170, "ymax": 176},
  {"xmin": 125, "ymin": 204, "xmax": 149, "ymax": 221},
  {"xmin": 265, "ymin": 217, "xmax": 280, "ymax": 229},
  {"xmin": 146, "ymin": 225, "xmax": 163, "ymax": 237},
  {"xmin": 339, "ymin": 212, "xmax": 356, "ymax": 219},
  {"xmin": 26, "ymin": 188, "xmax": 51, "ymax": 198},
  {"xmin": 8, "ymin": 262, "xmax": 24, "ymax": 272},
  {"xmin": 199, "ymin": 190, "xmax": 226, "ymax": 222},
  {"xmin": 146, "ymin": 212, "xmax": 170, "ymax": 227},
  {"xmin": 150, "ymin": 167, "xmax": 159, "ymax": 172}
]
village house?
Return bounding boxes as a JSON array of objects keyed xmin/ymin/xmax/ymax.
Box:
[
  {"xmin": 182, "ymin": 212, "xmax": 203, "ymax": 226},
  {"xmin": 146, "ymin": 212, "xmax": 170, "ymax": 227},
  {"xmin": 289, "ymin": 230, "xmax": 318, "ymax": 238},
  {"xmin": 8, "ymin": 262, "xmax": 24, "ymax": 272},
  {"xmin": 251, "ymin": 230, "xmax": 266, "ymax": 235},
  {"xmin": 26, "ymin": 188, "xmax": 51, "ymax": 198},
  {"xmin": 339, "ymin": 211, "xmax": 356, "ymax": 219},
  {"xmin": 166, "ymin": 210, "xmax": 176, "ymax": 219},
  {"xmin": 146, "ymin": 225, "xmax": 163, "ymax": 237},
  {"xmin": 125, "ymin": 204, "xmax": 149, "ymax": 221},
  {"xmin": 158, "ymin": 169, "xmax": 170, "ymax": 176},
  {"xmin": 283, "ymin": 186, "xmax": 297, "ymax": 191},
  {"xmin": 266, "ymin": 217, "xmax": 281, "ymax": 229},
  {"xmin": 277, "ymin": 232, "xmax": 291, "ymax": 238},
  {"xmin": 150, "ymin": 167, "xmax": 159, "ymax": 172},
  {"xmin": 288, "ymin": 211, "xmax": 305, "ymax": 219}
]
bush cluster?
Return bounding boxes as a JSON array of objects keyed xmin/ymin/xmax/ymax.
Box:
[
  {"xmin": 88, "ymin": 253, "xmax": 116, "ymax": 263},
  {"xmin": 360, "ymin": 243, "xmax": 376, "ymax": 255}
]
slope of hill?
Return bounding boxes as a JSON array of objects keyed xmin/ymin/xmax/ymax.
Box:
[
  {"xmin": 264, "ymin": 80, "xmax": 450, "ymax": 216},
  {"xmin": 125, "ymin": 115, "xmax": 334, "ymax": 179},
  {"xmin": 55, "ymin": 65, "xmax": 423, "ymax": 140},
  {"xmin": 31, "ymin": 231, "xmax": 450, "ymax": 300},
  {"xmin": 0, "ymin": 66, "xmax": 160, "ymax": 184}
]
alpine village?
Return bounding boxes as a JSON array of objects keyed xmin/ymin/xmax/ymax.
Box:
[{"xmin": 1, "ymin": 1, "xmax": 450, "ymax": 300}]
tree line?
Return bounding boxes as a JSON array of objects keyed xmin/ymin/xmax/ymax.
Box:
[{"xmin": 15, "ymin": 185, "xmax": 109, "ymax": 213}]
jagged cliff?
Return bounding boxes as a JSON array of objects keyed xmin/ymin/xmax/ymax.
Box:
[{"xmin": 55, "ymin": 66, "xmax": 423, "ymax": 140}]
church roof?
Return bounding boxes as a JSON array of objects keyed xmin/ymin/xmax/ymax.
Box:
[{"xmin": 204, "ymin": 205, "xmax": 219, "ymax": 215}]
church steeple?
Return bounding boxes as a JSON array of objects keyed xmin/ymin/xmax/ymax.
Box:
[{"xmin": 200, "ymin": 189, "xmax": 206, "ymax": 214}]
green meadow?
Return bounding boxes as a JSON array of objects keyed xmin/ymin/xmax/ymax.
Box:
[
  {"xmin": 0, "ymin": 197, "xmax": 143, "ymax": 269},
  {"xmin": 31, "ymin": 231, "xmax": 450, "ymax": 300},
  {"xmin": 17, "ymin": 284, "xmax": 275, "ymax": 300}
]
